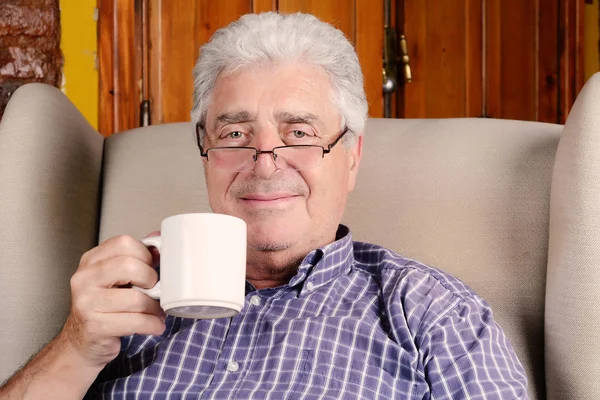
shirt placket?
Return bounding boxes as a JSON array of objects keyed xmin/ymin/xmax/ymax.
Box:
[{"xmin": 200, "ymin": 289, "xmax": 274, "ymax": 399}]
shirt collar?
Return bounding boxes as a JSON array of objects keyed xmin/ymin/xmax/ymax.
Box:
[
  {"xmin": 245, "ymin": 225, "xmax": 355, "ymax": 296},
  {"xmin": 289, "ymin": 224, "xmax": 355, "ymax": 295}
]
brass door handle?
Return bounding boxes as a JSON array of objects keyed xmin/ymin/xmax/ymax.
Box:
[
  {"xmin": 383, "ymin": 29, "xmax": 412, "ymax": 94},
  {"xmin": 399, "ymin": 35, "xmax": 412, "ymax": 83}
]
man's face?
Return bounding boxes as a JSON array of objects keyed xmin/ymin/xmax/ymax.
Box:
[{"xmin": 202, "ymin": 62, "xmax": 362, "ymax": 269}]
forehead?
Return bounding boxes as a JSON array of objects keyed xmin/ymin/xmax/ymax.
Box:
[{"xmin": 206, "ymin": 62, "xmax": 340, "ymax": 129}]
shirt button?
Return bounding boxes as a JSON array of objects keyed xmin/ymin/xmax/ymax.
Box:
[
  {"xmin": 227, "ymin": 360, "xmax": 239, "ymax": 372},
  {"xmin": 250, "ymin": 295, "xmax": 261, "ymax": 306},
  {"xmin": 306, "ymin": 281, "xmax": 315, "ymax": 291}
]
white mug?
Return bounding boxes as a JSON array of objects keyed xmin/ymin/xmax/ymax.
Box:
[{"xmin": 137, "ymin": 213, "xmax": 247, "ymax": 319}]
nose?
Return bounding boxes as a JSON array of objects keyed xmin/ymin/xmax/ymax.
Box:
[{"xmin": 251, "ymin": 133, "xmax": 281, "ymax": 179}]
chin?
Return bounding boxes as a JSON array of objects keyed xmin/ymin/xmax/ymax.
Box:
[
  {"xmin": 248, "ymin": 241, "xmax": 290, "ymax": 252},
  {"xmin": 246, "ymin": 224, "xmax": 300, "ymax": 252},
  {"xmin": 247, "ymin": 230, "xmax": 295, "ymax": 252}
]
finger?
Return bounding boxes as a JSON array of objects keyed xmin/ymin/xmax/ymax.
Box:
[
  {"xmin": 96, "ymin": 312, "xmax": 167, "ymax": 337},
  {"xmin": 81, "ymin": 235, "xmax": 153, "ymax": 269},
  {"xmin": 96, "ymin": 288, "xmax": 166, "ymax": 317},
  {"xmin": 78, "ymin": 255, "xmax": 158, "ymax": 289}
]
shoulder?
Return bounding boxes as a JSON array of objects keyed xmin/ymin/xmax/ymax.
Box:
[
  {"xmin": 352, "ymin": 241, "xmax": 490, "ymax": 337},
  {"xmin": 352, "ymin": 240, "xmax": 478, "ymax": 300}
]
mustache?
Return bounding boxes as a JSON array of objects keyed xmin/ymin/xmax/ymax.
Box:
[{"xmin": 230, "ymin": 175, "xmax": 309, "ymax": 198}]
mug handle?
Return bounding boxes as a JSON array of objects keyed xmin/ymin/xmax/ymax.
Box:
[{"xmin": 134, "ymin": 236, "xmax": 163, "ymax": 300}]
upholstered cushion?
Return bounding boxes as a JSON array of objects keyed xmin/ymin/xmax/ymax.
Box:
[{"xmin": 546, "ymin": 73, "xmax": 600, "ymax": 399}]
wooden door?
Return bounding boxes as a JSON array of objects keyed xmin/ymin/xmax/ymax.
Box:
[
  {"xmin": 394, "ymin": 0, "xmax": 585, "ymax": 123},
  {"xmin": 98, "ymin": 0, "xmax": 384, "ymax": 136}
]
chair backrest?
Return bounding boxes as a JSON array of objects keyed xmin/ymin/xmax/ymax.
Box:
[
  {"xmin": 4, "ymin": 76, "xmax": 600, "ymax": 398},
  {"xmin": 99, "ymin": 116, "xmax": 562, "ymax": 400}
]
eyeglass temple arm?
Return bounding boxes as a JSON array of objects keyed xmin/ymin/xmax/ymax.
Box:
[
  {"xmin": 323, "ymin": 127, "xmax": 350, "ymax": 154},
  {"xmin": 195, "ymin": 122, "xmax": 209, "ymax": 158}
]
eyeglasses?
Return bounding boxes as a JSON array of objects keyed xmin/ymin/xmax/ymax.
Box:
[{"xmin": 195, "ymin": 123, "xmax": 349, "ymax": 172}]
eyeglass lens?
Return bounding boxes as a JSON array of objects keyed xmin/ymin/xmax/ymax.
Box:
[{"xmin": 208, "ymin": 146, "xmax": 324, "ymax": 172}]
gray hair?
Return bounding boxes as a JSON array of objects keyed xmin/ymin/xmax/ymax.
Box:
[{"xmin": 191, "ymin": 12, "xmax": 368, "ymax": 145}]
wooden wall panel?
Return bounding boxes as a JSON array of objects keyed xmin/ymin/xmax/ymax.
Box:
[
  {"xmin": 252, "ymin": 0, "xmax": 277, "ymax": 13},
  {"xmin": 559, "ymin": 0, "xmax": 586, "ymax": 123},
  {"xmin": 148, "ymin": 0, "xmax": 250, "ymax": 125},
  {"xmin": 278, "ymin": 0, "xmax": 355, "ymax": 40},
  {"xmin": 402, "ymin": 0, "xmax": 426, "ymax": 117},
  {"xmin": 486, "ymin": 0, "xmax": 537, "ymax": 120},
  {"xmin": 539, "ymin": 0, "xmax": 560, "ymax": 123},
  {"xmin": 356, "ymin": 0, "xmax": 384, "ymax": 118},
  {"xmin": 466, "ymin": 0, "xmax": 483, "ymax": 117},
  {"xmin": 426, "ymin": 0, "xmax": 467, "ymax": 117},
  {"xmin": 98, "ymin": 0, "xmax": 139, "ymax": 136},
  {"xmin": 402, "ymin": 0, "xmax": 482, "ymax": 118},
  {"xmin": 98, "ymin": 0, "xmax": 114, "ymax": 136}
]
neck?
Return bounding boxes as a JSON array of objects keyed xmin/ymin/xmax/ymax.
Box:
[
  {"xmin": 244, "ymin": 228, "xmax": 342, "ymax": 289},
  {"xmin": 245, "ymin": 248, "xmax": 304, "ymax": 289}
]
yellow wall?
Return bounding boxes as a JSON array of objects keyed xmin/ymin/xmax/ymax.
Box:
[
  {"xmin": 585, "ymin": 0, "xmax": 600, "ymax": 82},
  {"xmin": 60, "ymin": 0, "xmax": 98, "ymax": 129}
]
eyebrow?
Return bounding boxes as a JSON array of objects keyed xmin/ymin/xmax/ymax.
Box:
[
  {"xmin": 212, "ymin": 111, "xmax": 254, "ymax": 132},
  {"xmin": 276, "ymin": 111, "xmax": 323, "ymax": 128}
]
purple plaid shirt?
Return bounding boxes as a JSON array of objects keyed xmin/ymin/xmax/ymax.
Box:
[{"xmin": 88, "ymin": 226, "xmax": 527, "ymax": 399}]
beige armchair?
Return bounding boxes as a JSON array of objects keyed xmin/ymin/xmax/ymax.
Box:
[{"xmin": 1, "ymin": 75, "xmax": 600, "ymax": 399}]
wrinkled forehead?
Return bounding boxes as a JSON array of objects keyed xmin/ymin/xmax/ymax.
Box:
[{"xmin": 204, "ymin": 62, "xmax": 342, "ymax": 131}]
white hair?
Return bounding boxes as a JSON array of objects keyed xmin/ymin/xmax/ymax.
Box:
[{"xmin": 191, "ymin": 12, "xmax": 368, "ymax": 145}]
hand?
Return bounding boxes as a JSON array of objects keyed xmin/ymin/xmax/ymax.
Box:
[{"xmin": 58, "ymin": 234, "xmax": 166, "ymax": 369}]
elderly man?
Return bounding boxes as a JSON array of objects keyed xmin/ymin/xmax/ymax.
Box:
[{"xmin": 0, "ymin": 12, "xmax": 527, "ymax": 399}]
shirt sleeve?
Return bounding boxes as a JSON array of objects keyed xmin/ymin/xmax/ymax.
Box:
[{"xmin": 418, "ymin": 295, "xmax": 528, "ymax": 399}]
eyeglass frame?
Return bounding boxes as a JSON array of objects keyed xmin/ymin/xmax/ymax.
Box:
[{"xmin": 194, "ymin": 122, "xmax": 350, "ymax": 167}]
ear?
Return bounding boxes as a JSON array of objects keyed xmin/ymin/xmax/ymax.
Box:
[{"xmin": 346, "ymin": 134, "xmax": 363, "ymax": 192}]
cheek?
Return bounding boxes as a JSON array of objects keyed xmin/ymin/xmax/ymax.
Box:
[
  {"xmin": 205, "ymin": 168, "xmax": 237, "ymax": 211},
  {"xmin": 304, "ymin": 163, "xmax": 350, "ymax": 208}
]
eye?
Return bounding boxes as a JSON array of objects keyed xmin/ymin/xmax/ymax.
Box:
[
  {"xmin": 292, "ymin": 130, "xmax": 308, "ymax": 138},
  {"xmin": 227, "ymin": 131, "xmax": 243, "ymax": 139}
]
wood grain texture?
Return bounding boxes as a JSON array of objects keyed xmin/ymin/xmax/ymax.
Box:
[
  {"xmin": 148, "ymin": 0, "xmax": 250, "ymax": 125},
  {"xmin": 559, "ymin": 0, "xmax": 586, "ymax": 123},
  {"xmin": 98, "ymin": 0, "xmax": 114, "ymax": 136},
  {"xmin": 356, "ymin": 0, "xmax": 384, "ymax": 118},
  {"xmin": 98, "ymin": 0, "xmax": 139, "ymax": 136},
  {"xmin": 278, "ymin": 0, "xmax": 355, "ymax": 40},
  {"xmin": 539, "ymin": 0, "xmax": 559, "ymax": 123},
  {"xmin": 427, "ymin": 0, "xmax": 467, "ymax": 117},
  {"xmin": 102, "ymin": 1, "xmax": 386, "ymax": 131},
  {"xmin": 252, "ymin": 0, "xmax": 276, "ymax": 13},
  {"xmin": 114, "ymin": 0, "xmax": 139, "ymax": 132},
  {"xmin": 402, "ymin": 0, "xmax": 426, "ymax": 117},
  {"xmin": 487, "ymin": 0, "xmax": 538, "ymax": 121},
  {"xmin": 466, "ymin": 0, "xmax": 483, "ymax": 117},
  {"xmin": 403, "ymin": 0, "xmax": 479, "ymax": 118}
]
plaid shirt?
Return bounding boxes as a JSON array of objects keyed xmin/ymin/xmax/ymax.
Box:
[{"xmin": 88, "ymin": 226, "xmax": 527, "ymax": 399}]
